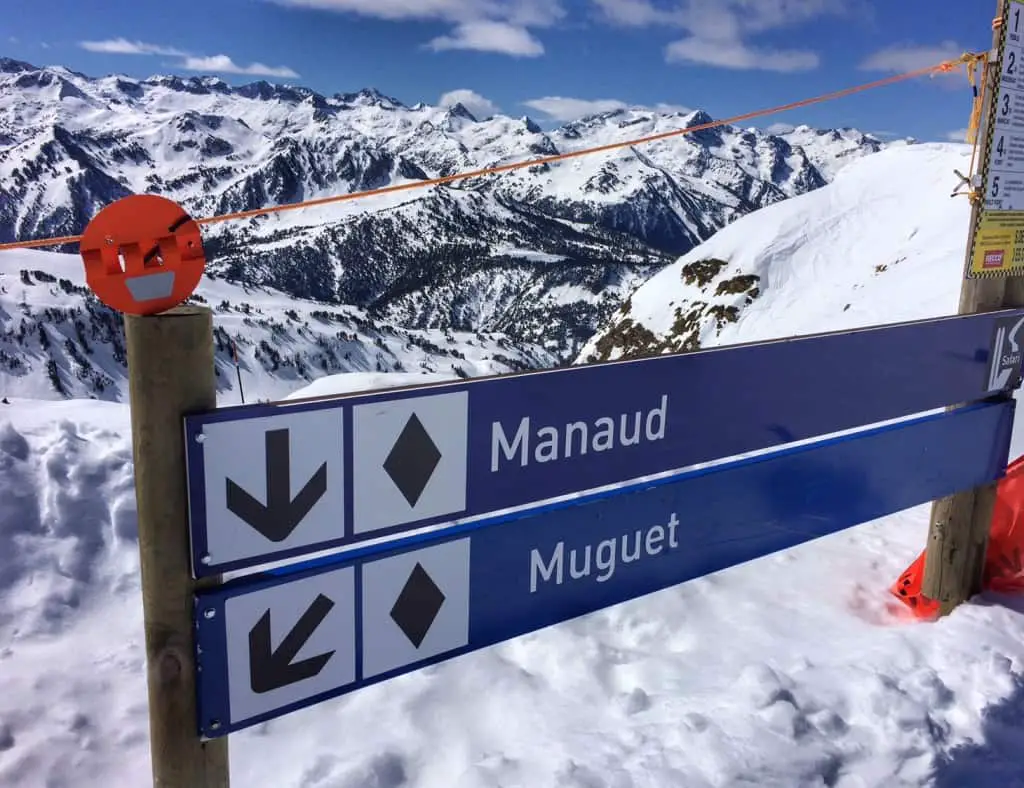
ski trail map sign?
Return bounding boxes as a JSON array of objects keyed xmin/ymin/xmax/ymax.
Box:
[{"xmin": 971, "ymin": 0, "xmax": 1024, "ymax": 276}]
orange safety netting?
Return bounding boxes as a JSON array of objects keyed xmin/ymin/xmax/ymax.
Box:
[{"xmin": 891, "ymin": 454, "xmax": 1024, "ymax": 619}]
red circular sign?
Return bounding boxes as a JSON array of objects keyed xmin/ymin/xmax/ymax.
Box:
[{"xmin": 79, "ymin": 194, "xmax": 205, "ymax": 316}]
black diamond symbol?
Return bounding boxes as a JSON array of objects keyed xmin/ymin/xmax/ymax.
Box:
[
  {"xmin": 383, "ymin": 413, "xmax": 442, "ymax": 507},
  {"xmin": 390, "ymin": 562, "xmax": 446, "ymax": 648}
]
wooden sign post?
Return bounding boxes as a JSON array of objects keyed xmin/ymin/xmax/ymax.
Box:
[
  {"xmin": 922, "ymin": 0, "xmax": 1024, "ymax": 615},
  {"xmin": 125, "ymin": 306, "xmax": 230, "ymax": 787}
]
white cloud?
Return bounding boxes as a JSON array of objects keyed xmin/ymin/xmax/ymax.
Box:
[
  {"xmin": 78, "ymin": 39, "xmax": 299, "ymax": 79},
  {"xmin": 274, "ymin": 0, "xmax": 563, "ymax": 25},
  {"xmin": 665, "ymin": 36, "xmax": 818, "ymax": 72},
  {"xmin": 592, "ymin": 0, "xmax": 859, "ymax": 32},
  {"xmin": 859, "ymin": 41, "xmax": 963, "ymax": 73},
  {"xmin": 589, "ymin": 0, "xmax": 670, "ymax": 27},
  {"xmin": 8, "ymin": 36, "xmax": 19, "ymax": 45},
  {"xmin": 946, "ymin": 128, "xmax": 969, "ymax": 142},
  {"xmin": 428, "ymin": 21, "xmax": 544, "ymax": 56},
  {"xmin": 765, "ymin": 122, "xmax": 795, "ymax": 134},
  {"xmin": 180, "ymin": 55, "xmax": 299, "ymax": 78},
  {"xmin": 523, "ymin": 95, "xmax": 692, "ymax": 122},
  {"xmin": 274, "ymin": 0, "xmax": 482, "ymax": 20},
  {"xmin": 274, "ymin": 0, "xmax": 563, "ymax": 56},
  {"xmin": 80, "ymin": 38, "xmax": 186, "ymax": 56},
  {"xmin": 525, "ymin": 96, "xmax": 631, "ymax": 120},
  {"xmin": 438, "ymin": 88, "xmax": 500, "ymax": 118},
  {"xmin": 590, "ymin": 0, "xmax": 861, "ymax": 72}
]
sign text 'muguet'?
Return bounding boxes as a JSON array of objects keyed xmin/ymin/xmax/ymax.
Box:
[{"xmin": 530, "ymin": 512, "xmax": 682, "ymax": 591}]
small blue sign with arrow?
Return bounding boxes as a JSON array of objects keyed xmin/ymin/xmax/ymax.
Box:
[{"xmin": 185, "ymin": 309, "xmax": 1024, "ymax": 579}]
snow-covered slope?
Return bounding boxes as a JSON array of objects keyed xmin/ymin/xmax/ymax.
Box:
[
  {"xmin": 580, "ymin": 142, "xmax": 969, "ymax": 363},
  {"xmin": 3, "ymin": 141, "xmax": 1024, "ymax": 788},
  {"xmin": 0, "ymin": 56, "xmax": 892, "ymax": 358},
  {"xmin": 0, "ymin": 248, "xmax": 554, "ymax": 404}
]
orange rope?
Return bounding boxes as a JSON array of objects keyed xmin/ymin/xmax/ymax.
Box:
[
  {"xmin": 2, "ymin": 232, "xmax": 87, "ymax": 251},
  {"xmin": 0, "ymin": 54, "xmax": 984, "ymax": 253},
  {"xmin": 968, "ymin": 57, "xmax": 990, "ymax": 198}
]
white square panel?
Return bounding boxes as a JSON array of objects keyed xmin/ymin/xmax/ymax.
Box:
[
  {"xmin": 200, "ymin": 408, "xmax": 344, "ymax": 567},
  {"xmin": 361, "ymin": 538, "xmax": 471, "ymax": 679},
  {"xmin": 352, "ymin": 392, "xmax": 468, "ymax": 533},
  {"xmin": 223, "ymin": 565, "xmax": 356, "ymax": 726}
]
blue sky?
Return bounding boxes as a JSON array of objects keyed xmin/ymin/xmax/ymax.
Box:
[{"xmin": 4, "ymin": 0, "xmax": 997, "ymax": 141}]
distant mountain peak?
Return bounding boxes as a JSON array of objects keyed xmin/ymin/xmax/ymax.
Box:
[
  {"xmin": 446, "ymin": 102, "xmax": 477, "ymax": 122},
  {"xmin": 522, "ymin": 116, "xmax": 542, "ymax": 134},
  {"xmin": 0, "ymin": 57, "xmax": 36, "ymax": 74},
  {"xmin": 334, "ymin": 87, "xmax": 404, "ymax": 108},
  {"xmin": 684, "ymin": 109, "xmax": 714, "ymax": 128}
]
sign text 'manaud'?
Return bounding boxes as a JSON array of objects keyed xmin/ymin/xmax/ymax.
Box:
[
  {"xmin": 185, "ymin": 310, "xmax": 1024, "ymax": 576},
  {"xmin": 490, "ymin": 394, "xmax": 668, "ymax": 471}
]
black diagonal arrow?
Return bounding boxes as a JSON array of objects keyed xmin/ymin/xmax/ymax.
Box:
[
  {"xmin": 249, "ymin": 593, "xmax": 336, "ymax": 694},
  {"xmin": 226, "ymin": 428, "xmax": 327, "ymax": 542}
]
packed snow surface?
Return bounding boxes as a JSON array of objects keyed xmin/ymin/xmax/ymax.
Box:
[{"xmin": 1, "ymin": 143, "xmax": 1024, "ymax": 788}]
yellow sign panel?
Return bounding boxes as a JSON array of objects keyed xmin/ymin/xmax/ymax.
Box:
[
  {"xmin": 968, "ymin": 0, "xmax": 1024, "ymax": 276},
  {"xmin": 971, "ymin": 210, "xmax": 1024, "ymax": 274}
]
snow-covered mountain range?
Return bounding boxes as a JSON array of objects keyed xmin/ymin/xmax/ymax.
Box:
[{"xmin": 0, "ymin": 56, "xmax": 894, "ymax": 360}]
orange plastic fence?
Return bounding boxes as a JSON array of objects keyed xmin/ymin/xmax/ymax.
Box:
[{"xmin": 891, "ymin": 453, "xmax": 1024, "ymax": 619}]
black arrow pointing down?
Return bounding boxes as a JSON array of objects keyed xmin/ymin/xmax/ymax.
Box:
[
  {"xmin": 226, "ymin": 428, "xmax": 328, "ymax": 542},
  {"xmin": 249, "ymin": 593, "xmax": 336, "ymax": 694}
]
